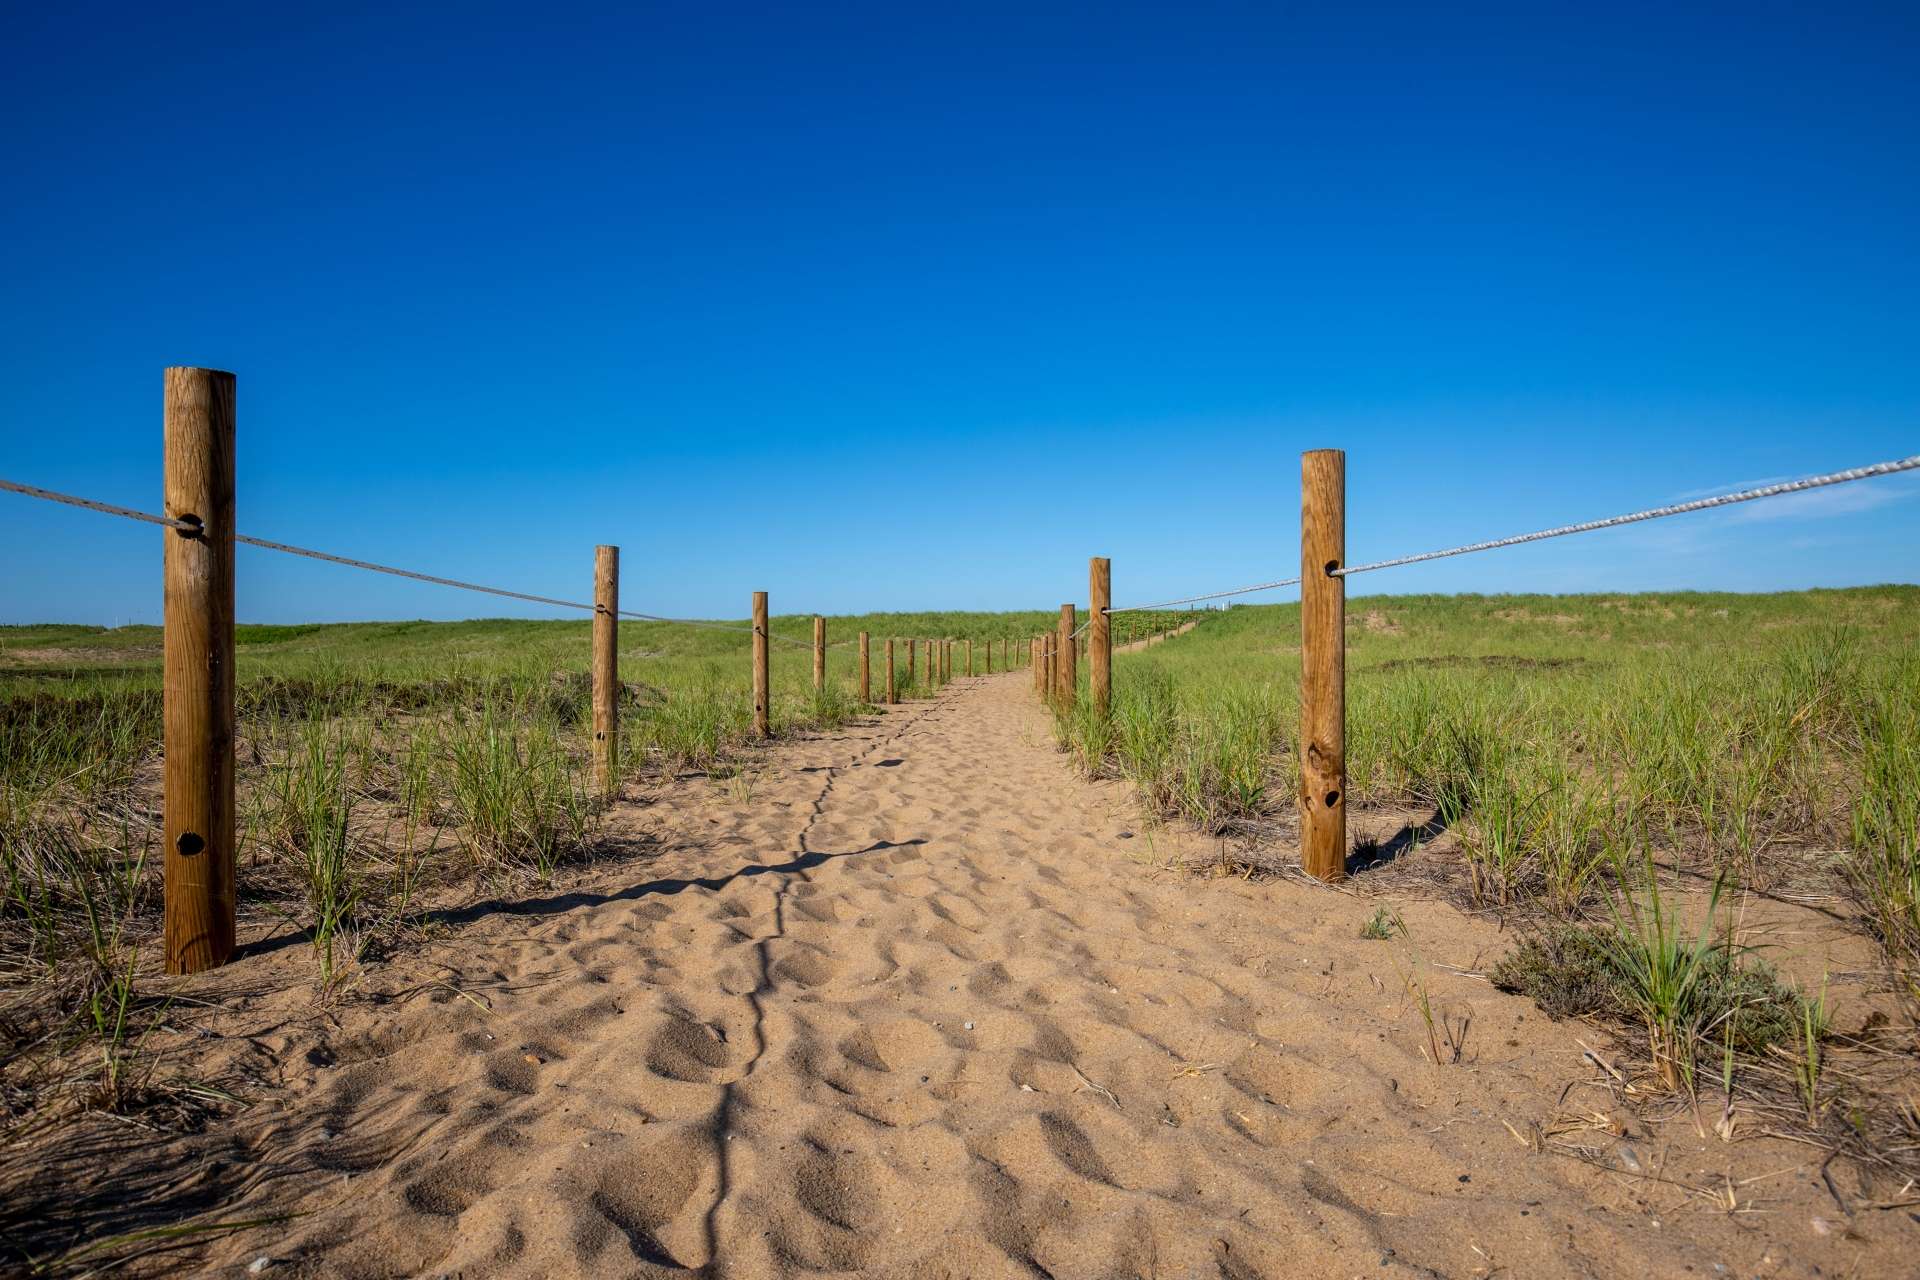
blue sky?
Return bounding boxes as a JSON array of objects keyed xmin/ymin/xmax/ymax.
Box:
[{"xmin": 2, "ymin": 2, "xmax": 1915, "ymax": 625}]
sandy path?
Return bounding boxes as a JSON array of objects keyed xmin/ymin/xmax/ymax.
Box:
[{"xmin": 201, "ymin": 674, "xmax": 1911, "ymax": 1278}]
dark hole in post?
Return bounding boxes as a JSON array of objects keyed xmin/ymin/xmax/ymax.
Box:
[
  {"xmin": 176, "ymin": 831, "xmax": 205, "ymax": 856},
  {"xmin": 174, "ymin": 513, "xmax": 205, "ymax": 540},
  {"xmin": 1324, "ymin": 559, "xmax": 1340, "ymax": 577},
  {"xmin": 1324, "ymin": 790, "xmax": 1340, "ymax": 808}
]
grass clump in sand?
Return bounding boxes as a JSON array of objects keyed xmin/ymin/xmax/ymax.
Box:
[{"xmin": 1491, "ymin": 905, "xmax": 1807, "ymax": 1090}]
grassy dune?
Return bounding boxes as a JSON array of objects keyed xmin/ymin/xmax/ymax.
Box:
[{"xmin": 1053, "ymin": 586, "xmax": 1920, "ymax": 1108}]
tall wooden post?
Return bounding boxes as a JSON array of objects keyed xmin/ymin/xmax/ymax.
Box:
[
  {"xmin": 967, "ymin": 637, "xmax": 974, "ymax": 676},
  {"xmin": 1300, "ymin": 448, "xmax": 1346, "ymax": 882},
  {"xmin": 941, "ymin": 639, "xmax": 951, "ymax": 682},
  {"xmin": 1090, "ymin": 557, "xmax": 1111, "ymax": 720},
  {"xmin": 858, "ymin": 631, "xmax": 870, "ymax": 702},
  {"xmin": 885, "ymin": 639, "xmax": 896, "ymax": 704},
  {"xmin": 592, "ymin": 544, "xmax": 619, "ymax": 795},
  {"xmin": 907, "ymin": 636, "xmax": 916, "ymax": 683},
  {"xmin": 1031, "ymin": 638, "xmax": 1043, "ymax": 694},
  {"xmin": 984, "ymin": 637, "xmax": 992, "ymax": 673},
  {"xmin": 812, "ymin": 615, "xmax": 826, "ymax": 692},
  {"xmin": 752, "ymin": 591, "xmax": 770, "ymax": 738},
  {"xmin": 1056, "ymin": 605, "xmax": 1076, "ymax": 709},
  {"xmin": 926, "ymin": 639, "xmax": 936, "ymax": 686},
  {"xmin": 163, "ymin": 366, "xmax": 236, "ymax": 975}
]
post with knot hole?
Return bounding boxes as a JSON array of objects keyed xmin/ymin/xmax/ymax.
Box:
[
  {"xmin": 752, "ymin": 592, "xmax": 770, "ymax": 738},
  {"xmin": 1055, "ymin": 604, "xmax": 1076, "ymax": 710},
  {"xmin": 859, "ymin": 631, "xmax": 870, "ymax": 703},
  {"xmin": 593, "ymin": 545, "xmax": 619, "ymax": 796},
  {"xmin": 813, "ymin": 615, "xmax": 826, "ymax": 692},
  {"xmin": 1090, "ymin": 557, "xmax": 1111, "ymax": 721},
  {"xmin": 163, "ymin": 367, "xmax": 237, "ymax": 975},
  {"xmin": 1300, "ymin": 448, "xmax": 1346, "ymax": 882}
]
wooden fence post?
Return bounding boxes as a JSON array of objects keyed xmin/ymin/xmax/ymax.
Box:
[
  {"xmin": 752, "ymin": 591, "xmax": 770, "ymax": 738},
  {"xmin": 985, "ymin": 637, "xmax": 992, "ymax": 673},
  {"xmin": 592, "ymin": 544, "xmax": 619, "ymax": 796},
  {"xmin": 813, "ymin": 616, "xmax": 826, "ymax": 692},
  {"xmin": 1056, "ymin": 605, "xmax": 1076, "ymax": 709},
  {"xmin": 1031, "ymin": 637, "xmax": 1043, "ymax": 694},
  {"xmin": 966, "ymin": 637, "xmax": 974, "ymax": 676},
  {"xmin": 907, "ymin": 635, "xmax": 916, "ymax": 683},
  {"xmin": 858, "ymin": 631, "xmax": 870, "ymax": 702},
  {"xmin": 163, "ymin": 366, "xmax": 237, "ymax": 975},
  {"xmin": 1090, "ymin": 557, "xmax": 1111, "ymax": 720},
  {"xmin": 927, "ymin": 639, "xmax": 936, "ymax": 686},
  {"xmin": 1300, "ymin": 448, "xmax": 1346, "ymax": 881},
  {"xmin": 885, "ymin": 639, "xmax": 896, "ymax": 704},
  {"xmin": 941, "ymin": 639, "xmax": 951, "ymax": 682}
]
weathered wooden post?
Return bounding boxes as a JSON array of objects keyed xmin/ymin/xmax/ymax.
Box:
[
  {"xmin": 985, "ymin": 636, "xmax": 992, "ymax": 673},
  {"xmin": 752, "ymin": 591, "xmax": 770, "ymax": 738},
  {"xmin": 163, "ymin": 366, "xmax": 236, "ymax": 975},
  {"xmin": 907, "ymin": 635, "xmax": 916, "ymax": 683},
  {"xmin": 858, "ymin": 631, "xmax": 870, "ymax": 702},
  {"xmin": 1031, "ymin": 637, "xmax": 1044, "ymax": 694},
  {"xmin": 1090, "ymin": 557, "xmax": 1111, "ymax": 720},
  {"xmin": 813, "ymin": 615, "xmax": 826, "ymax": 692},
  {"xmin": 1055, "ymin": 604, "xmax": 1076, "ymax": 709},
  {"xmin": 941, "ymin": 639, "xmax": 951, "ymax": 682},
  {"xmin": 1300, "ymin": 448, "xmax": 1346, "ymax": 882},
  {"xmin": 885, "ymin": 639, "xmax": 896, "ymax": 704},
  {"xmin": 592, "ymin": 544, "xmax": 619, "ymax": 795},
  {"xmin": 966, "ymin": 637, "xmax": 974, "ymax": 676},
  {"xmin": 926, "ymin": 639, "xmax": 936, "ymax": 686}
]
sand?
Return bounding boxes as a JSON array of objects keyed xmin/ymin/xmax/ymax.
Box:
[{"xmin": 97, "ymin": 671, "xmax": 1917, "ymax": 1276}]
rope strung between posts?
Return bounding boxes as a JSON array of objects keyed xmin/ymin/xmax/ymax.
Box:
[
  {"xmin": 1, "ymin": 476, "xmax": 196, "ymax": 532},
  {"xmin": 2, "ymin": 476, "xmax": 811, "ymax": 644},
  {"xmin": 1105, "ymin": 574, "xmax": 1302, "ymax": 615},
  {"xmin": 1098, "ymin": 451, "xmax": 1919, "ymax": 611},
  {"xmin": 1334, "ymin": 453, "xmax": 1920, "ymax": 579}
]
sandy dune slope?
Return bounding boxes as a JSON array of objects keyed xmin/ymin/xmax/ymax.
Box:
[{"xmin": 181, "ymin": 673, "xmax": 1913, "ymax": 1278}]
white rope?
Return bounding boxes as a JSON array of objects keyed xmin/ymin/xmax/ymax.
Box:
[
  {"xmin": 0, "ymin": 477, "xmax": 195, "ymax": 532},
  {"xmin": 1336, "ymin": 453, "xmax": 1920, "ymax": 578},
  {"xmin": 1105, "ymin": 575, "xmax": 1300, "ymax": 614},
  {"xmin": 2, "ymin": 475, "xmax": 807, "ymax": 641}
]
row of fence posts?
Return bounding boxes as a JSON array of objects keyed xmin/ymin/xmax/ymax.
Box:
[
  {"xmin": 1027, "ymin": 452, "xmax": 1346, "ymax": 885},
  {"xmin": 749, "ymin": 617, "xmax": 1027, "ymax": 741},
  {"xmin": 152, "ymin": 367, "xmax": 1340, "ymax": 975}
]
